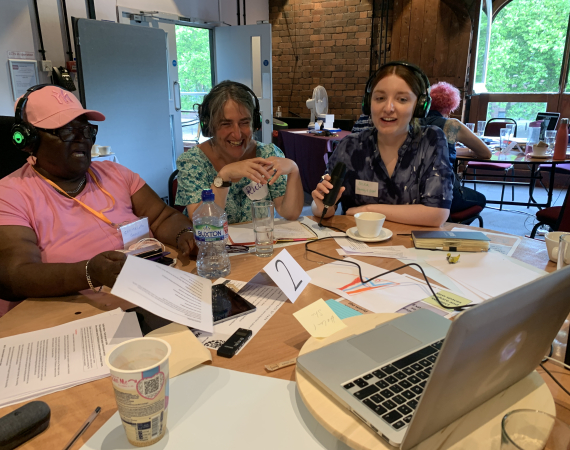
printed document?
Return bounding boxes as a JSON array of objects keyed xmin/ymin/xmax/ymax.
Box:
[
  {"xmin": 111, "ymin": 255, "xmax": 213, "ymax": 333},
  {"xmin": 0, "ymin": 309, "xmax": 141, "ymax": 408}
]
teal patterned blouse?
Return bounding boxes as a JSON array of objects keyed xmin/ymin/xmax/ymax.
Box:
[{"xmin": 175, "ymin": 142, "xmax": 288, "ymax": 224}]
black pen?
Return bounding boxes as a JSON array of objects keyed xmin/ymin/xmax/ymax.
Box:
[
  {"xmin": 63, "ymin": 406, "xmax": 101, "ymax": 450},
  {"xmin": 397, "ymin": 233, "xmax": 412, "ymax": 236}
]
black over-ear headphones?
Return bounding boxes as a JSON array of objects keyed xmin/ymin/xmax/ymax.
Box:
[
  {"xmin": 361, "ymin": 61, "xmax": 431, "ymax": 119},
  {"xmin": 199, "ymin": 81, "xmax": 262, "ymax": 138},
  {"xmin": 11, "ymin": 84, "xmax": 54, "ymax": 152}
]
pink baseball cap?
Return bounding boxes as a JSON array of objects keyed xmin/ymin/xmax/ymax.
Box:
[{"xmin": 15, "ymin": 86, "xmax": 105, "ymax": 129}]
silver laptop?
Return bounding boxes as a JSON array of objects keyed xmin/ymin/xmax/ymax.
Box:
[{"xmin": 297, "ymin": 265, "xmax": 570, "ymax": 449}]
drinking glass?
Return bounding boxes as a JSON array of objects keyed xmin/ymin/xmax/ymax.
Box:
[
  {"xmin": 506, "ymin": 124, "xmax": 516, "ymax": 139},
  {"xmin": 501, "ymin": 409, "xmax": 570, "ymax": 449},
  {"xmin": 557, "ymin": 234, "xmax": 570, "ymax": 270},
  {"xmin": 500, "ymin": 128, "xmax": 509, "ymax": 151},
  {"xmin": 251, "ymin": 200, "xmax": 274, "ymax": 257},
  {"xmin": 477, "ymin": 120, "xmax": 486, "ymax": 137},
  {"xmin": 545, "ymin": 130, "xmax": 556, "ymax": 149},
  {"xmin": 466, "ymin": 123, "xmax": 475, "ymax": 133}
]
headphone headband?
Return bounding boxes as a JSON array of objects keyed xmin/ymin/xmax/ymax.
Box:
[
  {"xmin": 199, "ymin": 81, "xmax": 262, "ymax": 138},
  {"xmin": 362, "ymin": 61, "xmax": 431, "ymax": 119}
]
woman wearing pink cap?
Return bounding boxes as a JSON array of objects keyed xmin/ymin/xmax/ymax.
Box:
[{"xmin": 0, "ymin": 85, "xmax": 196, "ymax": 314}]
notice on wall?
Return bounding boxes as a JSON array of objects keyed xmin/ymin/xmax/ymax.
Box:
[{"xmin": 9, "ymin": 59, "xmax": 39, "ymax": 101}]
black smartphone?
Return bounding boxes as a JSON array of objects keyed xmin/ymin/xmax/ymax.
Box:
[{"xmin": 212, "ymin": 284, "xmax": 256, "ymax": 324}]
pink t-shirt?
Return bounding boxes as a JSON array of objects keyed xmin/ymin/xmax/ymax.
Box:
[{"xmin": 0, "ymin": 161, "xmax": 147, "ymax": 263}]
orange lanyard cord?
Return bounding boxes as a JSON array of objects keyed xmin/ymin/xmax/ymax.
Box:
[{"xmin": 33, "ymin": 167, "xmax": 117, "ymax": 226}]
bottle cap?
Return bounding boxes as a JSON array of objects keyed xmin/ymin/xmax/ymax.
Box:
[{"xmin": 201, "ymin": 189, "xmax": 215, "ymax": 202}]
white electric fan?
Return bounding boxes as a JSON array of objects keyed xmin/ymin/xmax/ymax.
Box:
[{"xmin": 306, "ymin": 85, "xmax": 328, "ymax": 129}]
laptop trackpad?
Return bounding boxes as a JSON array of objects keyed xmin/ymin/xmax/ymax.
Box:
[{"xmin": 348, "ymin": 324, "xmax": 422, "ymax": 363}]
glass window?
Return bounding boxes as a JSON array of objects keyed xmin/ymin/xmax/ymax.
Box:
[
  {"xmin": 485, "ymin": 0, "xmax": 570, "ymax": 93},
  {"xmin": 175, "ymin": 25, "xmax": 213, "ymax": 141},
  {"xmin": 486, "ymin": 102, "xmax": 547, "ymax": 121},
  {"xmin": 473, "ymin": 0, "xmax": 491, "ymax": 92}
]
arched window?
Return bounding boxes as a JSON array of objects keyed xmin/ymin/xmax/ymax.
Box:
[{"xmin": 472, "ymin": 0, "xmax": 570, "ymax": 122}]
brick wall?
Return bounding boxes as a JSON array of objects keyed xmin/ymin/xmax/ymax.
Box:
[{"xmin": 270, "ymin": 0, "xmax": 390, "ymax": 121}]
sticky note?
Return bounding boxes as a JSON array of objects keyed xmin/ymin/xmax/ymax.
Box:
[
  {"xmin": 293, "ymin": 298, "xmax": 347, "ymax": 338},
  {"xmin": 422, "ymin": 290, "xmax": 471, "ymax": 310},
  {"xmin": 325, "ymin": 299, "xmax": 362, "ymax": 320}
]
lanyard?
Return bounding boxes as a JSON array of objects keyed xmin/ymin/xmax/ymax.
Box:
[{"xmin": 34, "ymin": 167, "xmax": 117, "ymax": 226}]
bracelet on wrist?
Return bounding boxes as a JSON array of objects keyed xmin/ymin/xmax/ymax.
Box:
[
  {"xmin": 176, "ymin": 226, "xmax": 194, "ymax": 247},
  {"xmin": 86, "ymin": 259, "xmax": 102, "ymax": 292}
]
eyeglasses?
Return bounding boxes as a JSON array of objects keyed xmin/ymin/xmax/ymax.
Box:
[
  {"xmin": 225, "ymin": 245, "xmax": 251, "ymax": 254},
  {"xmin": 37, "ymin": 125, "xmax": 98, "ymax": 142}
]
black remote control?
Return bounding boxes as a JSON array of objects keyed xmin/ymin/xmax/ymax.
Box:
[{"xmin": 217, "ymin": 328, "xmax": 252, "ymax": 358}]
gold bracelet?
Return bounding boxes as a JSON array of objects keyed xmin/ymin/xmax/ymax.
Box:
[{"xmin": 86, "ymin": 259, "xmax": 102, "ymax": 292}]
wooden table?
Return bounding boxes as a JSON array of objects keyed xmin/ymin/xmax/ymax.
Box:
[
  {"xmin": 0, "ymin": 216, "xmax": 566, "ymax": 449},
  {"xmin": 456, "ymin": 150, "xmax": 570, "ymax": 208}
]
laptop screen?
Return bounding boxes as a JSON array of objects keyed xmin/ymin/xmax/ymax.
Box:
[{"xmin": 536, "ymin": 112, "xmax": 560, "ymax": 130}]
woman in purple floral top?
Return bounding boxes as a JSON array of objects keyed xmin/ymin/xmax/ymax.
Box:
[{"xmin": 312, "ymin": 63, "xmax": 454, "ymax": 227}]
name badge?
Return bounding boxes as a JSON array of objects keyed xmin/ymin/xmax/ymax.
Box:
[
  {"xmin": 355, "ymin": 180, "xmax": 379, "ymax": 197},
  {"xmin": 243, "ymin": 180, "xmax": 269, "ymax": 201},
  {"xmin": 119, "ymin": 217, "xmax": 150, "ymax": 249}
]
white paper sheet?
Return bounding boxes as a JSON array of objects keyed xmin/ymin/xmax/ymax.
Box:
[
  {"xmin": 0, "ymin": 309, "xmax": 141, "ymax": 408},
  {"xmin": 450, "ymin": 227, "xmax": 521, "ymax": 257},
  {"xmin": 229, "ymin": 218, "xmax": 317, "ymax": 244},
  {"xmin": 426, "ymin": 252, "xmax": 543, "ymax": 298},
  {"xmin": 263, "ymin": 249, "xmax": 311, "ymax": 303},
  {"xmin": 336, "ymin": 245, "xmax": 416, "ymax": 260},
  {"xmin": 192, "ymin": 279, "xmax": 287, "ymax": 353},
  {"xmin": 111, "ymin": 255, "xmax": 213, "ymax": 333},
  {"xmin": 307, "ymin": 258, "xmax": 440, "ymax": 313}
]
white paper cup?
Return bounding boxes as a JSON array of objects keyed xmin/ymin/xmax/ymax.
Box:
[
  {"xmin": 106, "ymin": 337, "xmax": 171, "ymax": 447},
  {"xmin": 354, "ymin": 212, "xmax": 386, "ymax": 238},
  {"xmin": 545, "ymin": 232, "xmax": 570, "ymax": 263},
  {"xmin": 532, "ymin": 144, "xmax": 549, "ymax": 156},
  {"xmin": 98, "ymin": 145, "xmax": 112, "ymax": 155}
]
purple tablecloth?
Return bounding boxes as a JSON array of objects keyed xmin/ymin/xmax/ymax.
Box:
[{"xmin": 278, "ymin": 129, "xmax": 351, "ymax": 193}]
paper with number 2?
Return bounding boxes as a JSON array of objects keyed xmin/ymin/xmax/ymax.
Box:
[{"xmin": 263, "ymin": 249, "xmax": 311, "ymax": 303}]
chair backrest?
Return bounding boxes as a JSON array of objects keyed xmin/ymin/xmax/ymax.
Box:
[
  {"xmin": 168, "ymin": 170, "xmax": 186, "ymax": 212},
  {"xmin": 555, "ymin": 182, "xmax": 570, "ymax": 232},
  {"xmin": 485, "ymin": 118, "xmax": 517, "ymax": 137},
  {"xmin": 0, "ymin": 116, "xmax": 28, "ymax": 179}
]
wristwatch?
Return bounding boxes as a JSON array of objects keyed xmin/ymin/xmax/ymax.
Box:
[{"xmin": 213, "ymin": 176, "xmax": 232, "ymax": 188}]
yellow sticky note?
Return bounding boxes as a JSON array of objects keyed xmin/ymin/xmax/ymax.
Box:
[
  {"xmin": 293, "ymin": 298, "xmax": 347, "ymax": 338},
  {"xmin": 422, "ymin": 290, "xmax": 472, "ymax": 310},
  {"xmin": 147, "ymin": 323, "xmax": 212, "ymax": 378}
]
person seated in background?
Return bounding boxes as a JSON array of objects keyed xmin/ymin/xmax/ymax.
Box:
[
  {"xmin": 423, "ymin": 81, "xmax": 492, "ymax": 212},
  {"xmin": 175, "ymin": 81, "xmax": 303, "ymax": 224},
  {"xmin": 0, "ymin": 85, "xmax": 195, "ymax": 314},
  {"xmin": 312, "ymin": 62, "xmax": 454, "ymax": 227}
]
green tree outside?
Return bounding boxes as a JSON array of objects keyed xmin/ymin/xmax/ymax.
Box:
[
  {"xmin": 475, "ymin": 0, "xmax": 570, "ymax": 120},
  {"xmin": 175, "ymin": 25, "xmax": 213, "ymax": 111}
]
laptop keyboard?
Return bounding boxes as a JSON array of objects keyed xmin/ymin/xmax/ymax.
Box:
[{"xmin": 342, "ymin": 340, "xmax": 443, "ymax": 432}]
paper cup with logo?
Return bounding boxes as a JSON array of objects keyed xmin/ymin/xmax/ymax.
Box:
[{"xmin": 106, "ymin": 337, "xmax": 171, "ymax": 447}]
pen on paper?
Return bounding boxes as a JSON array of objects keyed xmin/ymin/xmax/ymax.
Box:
[{"xmin": 63, "ymin": 406, "xmax": 101, "ymax": 450}]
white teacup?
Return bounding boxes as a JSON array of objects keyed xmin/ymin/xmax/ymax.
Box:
[
  {"xmin": 98, "ymin": 146, "xmax": 112, "ymax": 155},
  {"xmin": 545, "ymin": 231, "xmax": 570, "ymax": 262},
  {"xmin": 91, "ymin": 144, "xmax": 100, "ymax": 156},
  {"xmin": 532, "ymin": 143, "xmax": 549, "ymax": 156},
  {"xmin": 354, "ymin": 212, "xmax": 386, "ymax": 238}
]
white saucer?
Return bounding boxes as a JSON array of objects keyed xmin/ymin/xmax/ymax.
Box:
[
  {"xmin": 528, "ymin": 152, "xmax": 552, "ymax": 159},
  {"xmin": 346, "ymin": 226, "xmax": 393, "ymax": 242}
]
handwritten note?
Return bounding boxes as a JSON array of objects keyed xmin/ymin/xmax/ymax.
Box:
[
  {"xmin": 119, "ymin": 217, "xmax": 150, "ymax": 249},
  {"xmin": 293, "ymin": 298, "xmax": 347, "ymax": 338},
  {"xmin": 422, "ymin": 290, "xmax": 472, "ymax": 310},
  {"xmin": 263, "ymin": 249, "xmax": 311, "ymax": 303},
  {"xmin": 242, "ymin": 180, "xmax": 269, "ymax": 201}
]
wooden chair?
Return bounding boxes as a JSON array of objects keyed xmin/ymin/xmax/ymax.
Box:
[
  {"xmin": 529, "ymin": 181, "xmax": 570, "ymax": 238},
  {"xmin": 168, "ymin": 170, "xmax": 186, "ymax": 213},
  {"xmin": 462, "ymin": 118, "xmax": 517, "ymax": 210}
]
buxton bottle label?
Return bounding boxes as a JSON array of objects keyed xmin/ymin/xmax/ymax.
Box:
[{"xmin": 194, "ymin": 223, "xmax": 229, "ymax": 242}]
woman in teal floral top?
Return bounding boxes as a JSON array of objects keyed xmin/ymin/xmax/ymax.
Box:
[{"xmin": 176, "ymin": 81, "xmax": 304, "ymax": 224}]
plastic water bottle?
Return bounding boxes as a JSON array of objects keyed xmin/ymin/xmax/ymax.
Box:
[{"xmin": 192, "ymin": 189, "xmax": 230, "ymax": 279}]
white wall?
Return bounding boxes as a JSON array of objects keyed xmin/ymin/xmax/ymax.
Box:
[{"xmin": 0, "ymin": 0, "xmax": 269, "ymax": 115}]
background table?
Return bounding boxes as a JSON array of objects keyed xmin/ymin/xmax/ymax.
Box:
[
  {"xmin": 0, "ymin": 217, "xmax": 566, "ymax": 449},
  {"xmin": 456, "ymin": 150, "xmax": 570, "ymax": 208},
  {"xmin": 278, "ymin": 129, "xmax": 350, "ymax": 192}
]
